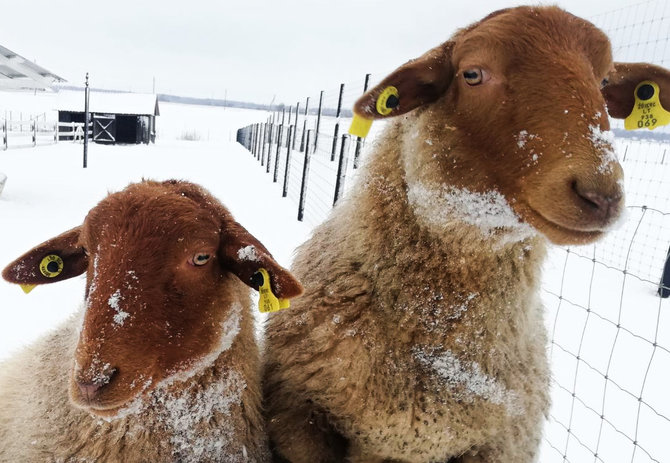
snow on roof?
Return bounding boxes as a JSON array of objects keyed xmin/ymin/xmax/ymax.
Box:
[
  {"xmin": 56, "ymin": 90, "xmax": 159, "ymax": 116},
  {"xmin": 0, "ymin": 44, "xmax": 65, "ymax": 91}
]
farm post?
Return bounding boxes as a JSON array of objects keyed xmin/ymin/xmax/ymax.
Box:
[
  {"xmin": 83, "ymin": 73, "xmax": 90, "ymax": 168},
  {"xmin": 266, "ymin": 115, "xmax": 274, "ymax": 174},
  {"xmin": 274, "ymin": 108, "xmax": 285, "ymax": 182},
  {"xmin": 299, "ymin": 97, "xmax": 310, "ymax": 152},
  {"xmin": 313, "ymin": 90, "xmax": 324, "ymax": 154},
  {"xmin": 353, "ymin": 73, "xmax": 371, "ymax": 169},
  {"xmin": 282, "ymin": 125, "xmax": 294, "ymax": 197},
  {"xmin": 333, "ymin": 134, "xmax": 351, "ymax": 206},
  {"xmin": 297, "ymin": 130, "xmax": 312, "ymax": 222},
  {"xmin": 260, "ymin": 121, "xmax": 268, "ymax": 167},
  {"xmin": 660, "ymin": 246, "xmax": 670, "ymax": 298},
  {"xmin": 331, "ymin": 83, "xmax": 344, "ymax": 161},
  {"xmin": 292, "ymin": 101, "xmax": 300, "ymax": 150}
]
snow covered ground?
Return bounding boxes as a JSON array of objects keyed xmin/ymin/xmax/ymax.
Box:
[{"xmin": 1, "ymin": 101, "xmax": 669, "ymax": 462}]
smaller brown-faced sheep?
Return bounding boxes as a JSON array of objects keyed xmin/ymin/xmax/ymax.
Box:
[
  {"xmin": 0, "ymin": 179, "xmax": 303, "ymax": 463},
  {"xmin": 263, "ymin": 6, "xmax": 670, "ymax": 463}
]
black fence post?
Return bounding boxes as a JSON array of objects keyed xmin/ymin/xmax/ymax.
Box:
[
  {"xmin": 299, "ymin": 97, "xmax": 310, "ymax": 152},
  {"xmin": 251, "ymin": 124, "xmax": 257, "ymax": 157},
  {"xmin": 83, "ymin": 72, "xmax": 90, "ymax": 168},
  {"xmin": 256, "ymin": 124, "xmax": 262, "ymax": 160},
  {"xmin": 2, "ymin": 119, "xmax": 7, "ymax": 150},
  {"xmin": 266, "ymin": 117, "xmax": 274, "ymax": 174},
  {"xmin": 292, "ymin": 101, "xmax": 300, "ymax": 150},
  {"xmin": 331, "ymin": 83, "xmax": 344, "ymax": 161},
  {"xmin": 286, "ymin": 107, "xmax": 293, "ymax": 148},
  {"xmin": 297, "ymin": 130, "xmax": 312, "ymax": 222},
  {"xmin": 260, "ymin": 122, "xmax": 268, "ymax": 167},
  {"xmin": 32, "ymin": 120, "xmax": 36, "ymax": 146},
  {"xmin": 333, "ymin": 134, "xmax": 351, "ymax": 206},
  {"xmin": 659, "ymin": 246, "xmax": 670, "ymax": 298},
  {"xmin": 354, "ymin": 73, "xmax": 371, "ymax": 169},
  {"xmin": 282, "ymin": 125, "xmax": 294, "ymax": 197},
  {"xmin": 272, "ymin": 108, "xmax": 286, "ymax": 183},
  {"xmin": 313, "ymin": 90, "xmax": 324, "ymax": 154}
]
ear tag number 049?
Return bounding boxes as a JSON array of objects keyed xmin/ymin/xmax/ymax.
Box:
[
  {"xmin": 624, "ymin": 81, "xmax": 670, "ymax": 131},
  {"xmin": 252, "ymin": 268, "xmax": 290, "ymax": 313}
]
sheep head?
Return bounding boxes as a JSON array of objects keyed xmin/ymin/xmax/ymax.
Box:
[
  {"xmin": 354, "ymin": 6, "xmax": 670, "ymax": 245},
  {"xmin": 2, "ymin": 180, "xmax": 303, "ymax": 418}
]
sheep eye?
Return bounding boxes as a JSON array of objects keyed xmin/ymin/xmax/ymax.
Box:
[
  {"xmin": 191, "ymin": 253, "xmax": 211, "ymax": 266},
  {"xmin": 463, "ymin": 69, "xmax": 483, "ymax": 86},
  {"xmin": 600, "ymin": 78, "xmax": 609, "ymax": 88}
]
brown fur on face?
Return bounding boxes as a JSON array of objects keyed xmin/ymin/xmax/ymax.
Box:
[
  {"xmin": 354, "ymin": 6, "xmax": 670, "ymax": 245},
  {"xmin": 2, "ymin": 180, "xmax": 302, "ymax": 417}
]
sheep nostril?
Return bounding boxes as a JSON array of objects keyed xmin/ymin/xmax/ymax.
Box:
[
  {"xmin": 78, "ymin": 381, "xmax": 104, "ymax": 399},
  {"xmin": 76, "ymin": 368, "xmax": 117, "ymax": 400},
  {"xmin": 573, "ymin": 183, "xmax": 622, "ymax": 220}
]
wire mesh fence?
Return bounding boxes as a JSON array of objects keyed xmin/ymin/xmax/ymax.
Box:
[{"xmin": 237, "ymin": 1, "xmax": 670, "ymax": 461}]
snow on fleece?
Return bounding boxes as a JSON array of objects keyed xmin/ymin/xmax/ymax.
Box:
[
  {"xmin": 95, "ymin": 302, "xmax": 247, "ymax": 461},
  {"xmin": 407, "ymin": 182, "xmax": 537, "ymax": 245},
  {"xmin": 413, "ymin": 347, "xmax": 524, "ymax": 417},
  {"xmin": 237, "ymin": 245, "xmax": 259, "ymax": 262}
]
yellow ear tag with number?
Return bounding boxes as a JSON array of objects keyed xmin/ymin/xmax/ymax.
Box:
[
  {"xmin": 254, "ymin": 268, "xmax": 290, "ymax": 313},
  {"xmin": 376, "ymin": 86, "xmax": 399, "ymax": 116},
  {"xmin": 40, "ymin": 255, "xmax": 64, "ymax": 278},
  {"xmin": 348, "ymin": 86, "xmax": 400, "ymax": 139},
  {"xmin": 624, "ymin": 81, "xmax": 670, "ymax": 130},
  {"xmin": 18, "ymin": 254, "xmax": 64, "ymax": 294}
]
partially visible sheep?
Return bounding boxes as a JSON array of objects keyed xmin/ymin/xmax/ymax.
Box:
[
  {"xmin": 0, "ymin": 179, "xmax": 303, "ymax": 462},
  {"xmin": 263, "ymin": 6, "xmax": 670, "ymax": 463}
]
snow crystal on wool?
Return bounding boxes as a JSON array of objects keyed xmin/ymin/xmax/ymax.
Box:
[
  {"xmin": 407, "ymin": 182, "xmax": 536, "ymax": 244},
  {"xmin": 414, "ymin": 348, "xmax": 524, "ymax": 416},
  {"xmin": 151, "ymin": 370, "xmax": 248, "ymax": 462},
  {"xmin": 237, "ymin": 245, "xmax": 258, "ymax": 262},
  {"xmin": 108, "ymin": 289, "xmax": 130, "ymax": 326}
]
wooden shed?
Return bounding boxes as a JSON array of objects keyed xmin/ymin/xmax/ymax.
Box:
[{"xmin": 56, "ymin": 90, "xmax": 159, "ymax": 144}]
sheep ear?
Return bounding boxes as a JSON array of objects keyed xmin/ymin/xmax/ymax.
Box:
[
  {"xmin": 218, "ymin": 221, "xmax": 303, "ymax": 299},
  {"xmin": 602, "ymin": 62, "xmax": 670, "ymax": 119},
  {"xmin": 353, "ymin": 41, "xmax": 454, "ymax": 120},
  {"xmin": 2, "ymin": 226, "xmax": 88, "ymax": 290}
]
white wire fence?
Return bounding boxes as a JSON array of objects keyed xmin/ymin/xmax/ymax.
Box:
[{"xmin": 237, "ymin": 1, "xmax": 670, "ymax": 461}]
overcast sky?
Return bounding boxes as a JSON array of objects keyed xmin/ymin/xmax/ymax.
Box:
[{"xmin": 0, "ymin": 0, "xmax": 664, "ymax": 105}]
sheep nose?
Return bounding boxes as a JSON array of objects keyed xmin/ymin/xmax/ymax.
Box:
[
  {"xmin": 573, "ymin": 185, "xmax": 623, "ymax": 222},
  {"xmin": 76, "ymin": 369, "xmax": 117, "ymax": 400},
  {"xmin": 78, "ymin": 381, "xmax": 104, "ymax": 400}
]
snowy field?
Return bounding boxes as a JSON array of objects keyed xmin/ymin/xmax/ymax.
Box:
[{"xmin": 1, "ymin": 101, "xmax": 670, "ymax": 462}]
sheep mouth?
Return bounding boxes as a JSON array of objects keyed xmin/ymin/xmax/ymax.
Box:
[{"xmin": 522, "ymin": 204, "xmax": 606, "ymax": 244}]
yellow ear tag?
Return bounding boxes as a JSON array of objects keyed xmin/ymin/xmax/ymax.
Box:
[
  {"xmin": 349, "ymin": 114, "xmax": 373, "ymax": 138},
  {"xmin": 376, "ymin": 86, "xmax": 399, "ymax": 116},
  {"xmin": 20, "ymin": 284, "xmax": 37, "ymax": 294},
  {"xmin": 39, "ymin": 254, "xmax": 64, "ymax": 278},
  {"xmin": 255, "ymin": 268, "xmax": 290, "ymax": 313},
  {"xmin": 624, "ymin": 81, "xmax": 670, "ymax": 130}
]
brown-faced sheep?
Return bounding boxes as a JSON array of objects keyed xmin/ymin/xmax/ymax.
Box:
[
  {"xmin": 0, "ymin": 179, "xmax": 303, "ymax": 463},
  {"xmin": 263, "ymin": 6, "xmax": 670, "ymax": 463}
]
